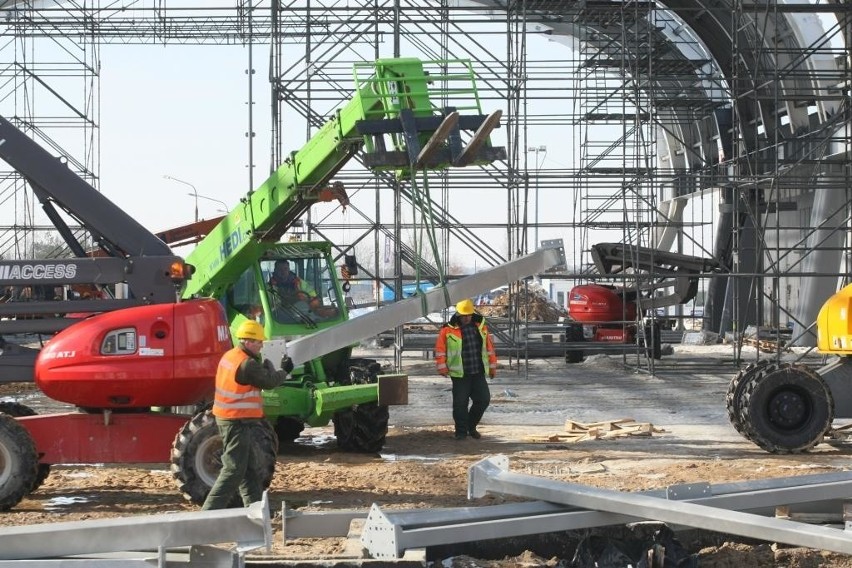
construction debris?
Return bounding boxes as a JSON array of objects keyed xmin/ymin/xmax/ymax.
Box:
[
  {"xmin": 476, "ymin": 284, "xmax": 568, "ymax": 323},
  {"xmin": 523, "ymin": 418, "xmax": 665, "ymax": 444},
  {"xmin": 826, "ymin": 422, "xmax": 852, "ymax": 441}
]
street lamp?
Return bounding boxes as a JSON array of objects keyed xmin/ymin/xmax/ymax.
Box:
[
  {"xmin": 195, "ymin": 193, "xmax": 229, "ymax": 214},
  {"xmin": 163, "ymin": 175, "xmax": 198, "ymax": 222},
  {"xmin": 526, "ymin": 145, "xmax": 547, "ymax": 250}
]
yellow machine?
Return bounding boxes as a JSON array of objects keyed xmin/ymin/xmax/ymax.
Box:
[
  {"xmin": 817, "ymin": 283, "xmax": 852, "ymax": 354},
  {"xmin": 726, "ymin": 285, "xmax": 852, "ymax": 454}
]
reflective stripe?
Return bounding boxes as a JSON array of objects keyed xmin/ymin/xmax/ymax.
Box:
[
  {"xmin": 212, "ymin": 347, "xmax": 265, "ymax": 419},
  {"xmin": 214, "ymin": 400, "xmax": 262, "ymax": 410},
  {"xmin": 214, "ymin": 387, "xmax": 260, "ymax": 400}
]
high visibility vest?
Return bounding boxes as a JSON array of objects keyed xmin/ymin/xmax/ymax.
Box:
[
  {"xmin": 270, "ymin": 274, "xmax": 316, "ymax": 298},
  {"xmin": 212, "ymin": 347, "xmax": 264, "ymax": 419},
  {"xmin": 434, "ymin": 319, "xmax": 497, "ymax": 378}
]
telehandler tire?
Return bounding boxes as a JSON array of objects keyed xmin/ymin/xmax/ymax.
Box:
[
  {"xmin": 0, "ymin": 413, "xmax": 38, "ymax": 511},
  {"xmin": 333, "ymin": 402, "xmax": 389, "ymax": 453},
  {"xmin": 170, "ymin": 410, "xmax": 278, "ymax": 506},
  {"xmin": 726, "ymin": 359, "xmax": 772, "ymax": 440},
  {"xmin": 274, "ymin": 416, "xmax": 306, "ymax": 444},
  {"xmin": 0, "ymin": 402, "xmax": 51, "ymax": 491},
  {"xmin": 737, "ymin": 362, "xmax": 833, "ymax": 454}
]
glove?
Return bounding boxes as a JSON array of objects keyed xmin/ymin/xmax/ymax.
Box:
[
  {"xmin": 281, "ymin": 356, "xmax": 295, "ymax": 374},
  {"xmin": 262, "ymin": 359, "xmax": 277, "ymax": 374}
]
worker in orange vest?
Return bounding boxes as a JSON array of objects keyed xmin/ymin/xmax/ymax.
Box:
[
  {"xmin": 434, "ymin": 298, "xmax": 497, "ymax": 440},
  {"xmin": 202, "ymin": 320, "xmax": 293, "ymax": 510}
]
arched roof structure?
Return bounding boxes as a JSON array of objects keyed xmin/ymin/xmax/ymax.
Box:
[{"xmin": 462, "ymin": 0, "xmax": 849, "ymax": 344}]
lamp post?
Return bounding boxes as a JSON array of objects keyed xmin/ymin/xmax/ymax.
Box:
[
  {"xmin": 526, "ymin": 145, "xmax": 547, "ymax": 250},
  {"xmin": 196, "ymin": 193, "xmax": 229, "ymax": 214},
  {"xmin": 163, "ymin": 175, "xmax": 198, "ymax": 222}
]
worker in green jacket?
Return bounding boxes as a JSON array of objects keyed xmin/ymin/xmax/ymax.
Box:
[{"xmin": 434, "ymin": 298, "xmax": 498, "ymax": 440}]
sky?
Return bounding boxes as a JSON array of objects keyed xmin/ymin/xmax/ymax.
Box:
[{"xmin": 99, "ymin": 44, "xmax": 270, "ymax": 233}]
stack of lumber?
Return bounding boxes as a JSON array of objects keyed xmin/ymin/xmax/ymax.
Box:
[
  {"xmin": 523, "ymin": 418, "xmax": 665, "ymax": 444},
  {"xmin": 477, "ymin": 286, "xmax": 567, "ymax": 323}
]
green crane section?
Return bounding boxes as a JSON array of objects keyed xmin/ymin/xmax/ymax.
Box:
[{"xmin": 182, "ymin": 57, "xmax": 504, "ymax": 301}]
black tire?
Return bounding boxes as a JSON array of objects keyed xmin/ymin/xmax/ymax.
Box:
[
  {"xmin": 565, "ymin": 350, "xmax": 585, "ymax": 364},
  {"xmin": 643, "ymin": 324, "xmax": 662, "ymax": 360},
  {"xmin": 564, "ymin": 323, "xmax": 585, "ymax": 364},
  {"xmin": 170, "ymin": 410, "xmax": 278, "ymax": 506},
  {"xmin": 737, "ymin": 363, "xmax": 833, "ymax": 454},
  {"xmin": 0, "ymin": 402, "xmax": 51, "ymax": 491},
  {"xmin": 0, "ymin": 413, "xmax": 38, "ymax": 511},
  {"xmin": 333, "ymin": 402, "xmax": 389, "ymax": 453},
  {"xmin": 274, "ymin": 416, "xmax": 305, "ymax": 444},
  {"xmin": 726, "ymin": 360, "xmax": 772, "ymax": 439}
]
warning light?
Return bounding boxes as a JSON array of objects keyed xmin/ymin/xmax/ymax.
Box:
[{"xmin": 169, "ymin": 261, "xmax": 195, "ymax": 282}]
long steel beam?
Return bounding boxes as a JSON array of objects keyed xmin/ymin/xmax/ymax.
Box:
[
  {"xmin": 0, "ymin": 493, "xmax": 272, "ymax": 561},
  {"xmin": 468, "ymin": 456, "xmax": 852, "ymax": 555},
  {"xmin": 359, "ymin": 466, "xmax": 852, "ymax": 558},
  {"xmin": 0, "ymin": 545, "xmax": 239, "ymax": 567},
  {"xmin": 280, "ymin": 246, "xmax": 564, "ymax": 366}
]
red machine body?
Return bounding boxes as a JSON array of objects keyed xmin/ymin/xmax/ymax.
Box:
[
  {"xmin": 35, "ymin": 298, "xmax": 231, "ymax": 409},
  {"xmin": 568, "ymin": 284, "xmax": 637, "ymax": 325}
]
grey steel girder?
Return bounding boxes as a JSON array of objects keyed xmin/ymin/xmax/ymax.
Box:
[
  {"xmin": 0, "ymin": 545, "xmax": 241, "ymax": 567},
  {"xmin": 275, "ymin": 245, "xmax": 564, "ymax": 367},
  {"xmin": 468, "ymin": 456, "xmax": 852, "ymax": 555},
  {"xmin": 0, "ymin": 492, "xmax": 272, "ymax": 561},
  {"xmin": 358, "ymin": 466, "xmax": 852, "ymax": 558}
]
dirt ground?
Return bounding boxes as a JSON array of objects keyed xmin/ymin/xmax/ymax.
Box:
[{"xmin": 3, "ymin": 344, "xmax": 852, "ymax": 566}]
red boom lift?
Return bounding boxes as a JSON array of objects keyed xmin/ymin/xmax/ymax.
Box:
[{"xmin": 564, "ymin": 243, "xmax": 722, "ymax": 363}]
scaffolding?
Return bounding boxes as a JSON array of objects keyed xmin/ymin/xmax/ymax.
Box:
[{"xmin": 1, "ymin": 0, "xmax": 851, "ymax": 370}]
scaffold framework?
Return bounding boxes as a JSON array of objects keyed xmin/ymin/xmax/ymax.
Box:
[{"xmin": 1, "ymin": 0, "xmax": 850, "ymax": 371}]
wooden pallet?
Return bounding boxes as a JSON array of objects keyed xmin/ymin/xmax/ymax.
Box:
[
  {"xmin": 523, "ymin": 418, "xmax": 665, "ymax": 444},
  {"xmin": 743, "ymin": 337, "xmax": 790, "ymax": 353}
]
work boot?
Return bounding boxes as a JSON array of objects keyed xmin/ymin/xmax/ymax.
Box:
[
  {"xmin": 469, "ymin": 429, "xmax": 482, "ymax": 439},
  {"xmin": 454, "ymin": 432, "xmax": 467, "ymax": 440}
]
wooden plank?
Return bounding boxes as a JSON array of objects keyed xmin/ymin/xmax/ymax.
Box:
[
  {"xmin": 525, "ymin": 418, "xmax": 664, "ymax": 444},
  {"xmin": 564, "ymin": 418, "xmax": 637, "ymax": 432}
]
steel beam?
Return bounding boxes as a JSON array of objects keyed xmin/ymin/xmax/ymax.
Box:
[
  {"xmin": 282, "ymin": 246, "xmax": 563, "ymax": 366},
  {"xmin": 468, "ymin": 456, "xmax": 852, "ymax": 555},
  {"xmin": 293, "ymin": 467, "xmax": 844, "ymax": 558},
  {"xmin": 282, "ymin": 502, "xmax": 366, "ymax": 539},
  {"xmin": 0, "ymin": 493, "xmax": 271, "ymax": 561},
  {"xmin": 0, "ymin": 545, "xmax": 240, "ymax": 567}
]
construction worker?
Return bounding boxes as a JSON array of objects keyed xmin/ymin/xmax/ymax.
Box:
[
  {"xmin": 434, "ymin": 298, "xmax": 498, "ymax": 440},
  {"xmin": 269, "ymin": 260, "xmax": 320, "ymax": 309},
  {"xmin": 202, "ymin": 320, "xmax": 293, "ymax": 510}
]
